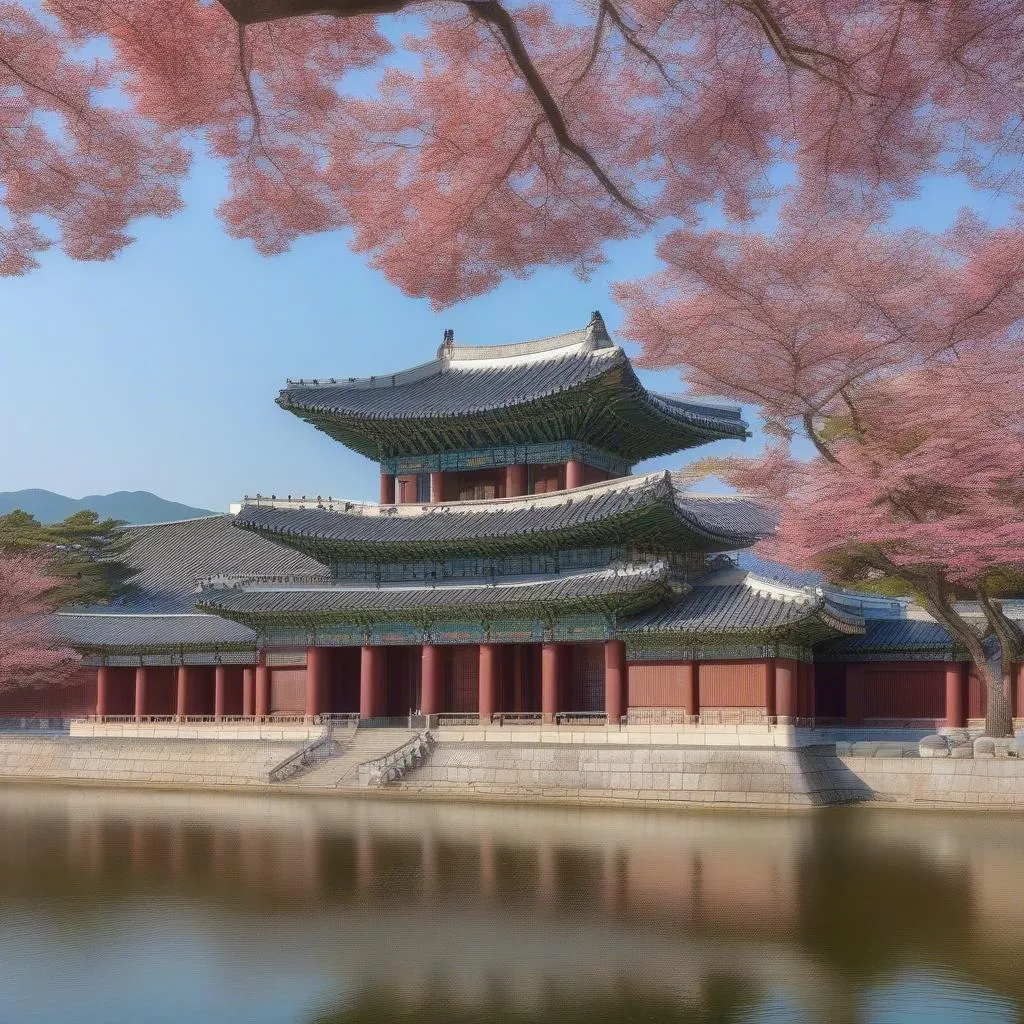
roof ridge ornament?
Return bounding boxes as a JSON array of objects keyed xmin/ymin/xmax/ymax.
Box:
[
  {"xmin": 436, "ymin": 328, "xmax": 455, "ymax": 360},
  {"xmin": 586, "ymin": 309, "xmax": 613, "ymax": 349}
]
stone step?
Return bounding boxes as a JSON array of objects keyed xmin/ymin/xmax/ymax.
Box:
[{"xmin": 285, "ymin": 729, "xmax": 419, "ymax": 789}]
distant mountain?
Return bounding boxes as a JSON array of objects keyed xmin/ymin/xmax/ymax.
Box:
[{"xmin": 0, "ymin": 489, "xmax": 215, "ymax": 525}]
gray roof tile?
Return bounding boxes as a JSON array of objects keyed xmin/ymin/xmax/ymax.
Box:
[
  {"xmin": 199, "ymin": 563, "xmax": 669, "ymax": 619},
  {"xmin": 234, "ymin": 473, "xmax": 773, "ymax": 558}
]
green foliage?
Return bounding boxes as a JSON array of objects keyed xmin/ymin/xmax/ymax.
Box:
[{"xmin": 0, "ymin": 508, "xmax": 134, "ymax": 607}]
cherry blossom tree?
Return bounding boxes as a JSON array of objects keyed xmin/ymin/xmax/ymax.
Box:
[
  {"xmin": 2, "ymin": 1, "xmax": 1024, "ymax": 302},
  {"xmin": 618, "ymin": 212, "xmax": 1024, "ymax": 737},
  {"xmin": 0, "ymin": 552, "xmax": 78, "ymax": 693}
]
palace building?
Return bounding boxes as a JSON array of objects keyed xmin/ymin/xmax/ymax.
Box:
[{"xmin": 39, "ymin": 313, "xmax": 1024, "ymax": 730}]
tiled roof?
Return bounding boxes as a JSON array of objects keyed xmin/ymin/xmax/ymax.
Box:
[
  {"xmin": 735, "ymin": 551, "xmax": 827, "ymax": 589},
  {"xmin": 198, "ymin": 562, "xmax": 670, "ymax": 621},
  {"xmin": 234, "ymin": 472, "xmax": 773, "ymax": 560},
  {"xmin": 277, "ymin": 318, "xmax": 747, "ymax": 461},
  {"xmin": 54, "ymin": 612, "xmax": 258, "ymax": 650},
  {"xmin": 818, "ymin": 619, "xmax": 962, "ymax": 659},
  {"xmin": 94, "ymin": 514, "xmax": 328, "ymax": 612},
  {"xmin": 623, "ymin": 570, "xmax": 863, "ymax": 641},
  {"xmin": 57, "ymin": 515, "xmax": 326, "ymax": 652}
]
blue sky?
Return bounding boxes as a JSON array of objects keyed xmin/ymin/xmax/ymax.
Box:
[{"xmin": 1, "ymin": 142, "xmax": 1010, "ymax": 512}]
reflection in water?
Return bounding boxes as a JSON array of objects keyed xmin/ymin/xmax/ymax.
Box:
[{"xmin": 0, "ymin": 786, "xmax": 1022, "ymax": 1023}]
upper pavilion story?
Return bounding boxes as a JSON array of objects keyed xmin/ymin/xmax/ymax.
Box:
[{"xmin": 276, "ymin": 312, "xmax": 748, "ymax": 502}]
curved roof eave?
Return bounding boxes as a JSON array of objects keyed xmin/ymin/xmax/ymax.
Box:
[{"xmin": 232, "ymin": 473, "xmax": 773, "ymax": 559}]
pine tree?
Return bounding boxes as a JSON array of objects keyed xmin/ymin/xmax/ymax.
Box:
[{"xmin": 0, "ymin": 510, "xmax": 134, "ymax": 607}]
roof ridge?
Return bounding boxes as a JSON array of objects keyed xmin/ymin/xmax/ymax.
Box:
[
  {"xmin": 121, "ymin": 514, "xmax": 230, "ymax": 530},
  {"xmin": 282, "ymin": 318, "xmax": 616, "ymax": 392}
]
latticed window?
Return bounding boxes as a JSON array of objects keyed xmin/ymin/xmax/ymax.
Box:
[{"xmin": 416, "ymin": 473, "xmax": 431, "ymax": 503}]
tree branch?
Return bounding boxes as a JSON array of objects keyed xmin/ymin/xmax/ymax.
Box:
[
  {"xmin": 802, "ymin": 412, "xmax": 840, "ymax": 464},
  {"xmin": 467, "ymin": 0, "xmax": 644, "ymax": 217}
]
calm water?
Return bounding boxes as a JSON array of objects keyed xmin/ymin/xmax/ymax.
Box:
[{"xmin": 1, "ymin": 787, "xmax": 1023, "ymax": 1024}]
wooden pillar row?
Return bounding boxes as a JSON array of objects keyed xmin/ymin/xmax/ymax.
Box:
[
  {"xmin": 775, "ymin": 659, "xmax": 798, "ymax": 723},
  {"xmin": 505, "ymin": 464, "xmax": 527, "ymax": 498},
  {"xmin": 945, "ymin": 661, "xmax": 968, "ymax": 729},
  {"xmin": 422, "ymin": 644, "xmax": 444, "ymax": 717},
  {"xmin": 604, "ymin": 640, "xmax": 625, "ymax": 724},
  {"xmin": 479, "ymin": 643, "xmax": 499, "ymax": 723},
  {"xmin": 255, "ymin": 653, "xmax": 270, "ymax": 719},
  {"xmin": 360, "ymin": 646, "xmax": 385, "ymax": 720},
  {"xmin": 242, "ymin": 666, "xmax": 255, "ymax": 717},
  {"xmin": 175, "ymin": 665, "xmax": 188, "ymax": 719},
  {"xmin": 541, "ymin": 642, "xmax": 560, "ymax": 723},
  {"xmin": 96, "ymin": 665, "xmax": 110, "ymax": 720},
  {"xmin": 306, "ymin": 646, "xmax": 326, "ymax": 719},
  {"xmin": 429, "ymin": 471, "xmax": 445, "ymax": 504},
  {"xmin": 134, "ymin": 666, "xmax": 147, "ymax": 722},
  {"xmin": 214, "ymin": 665, "xmax": 227, "ymax": 721}
]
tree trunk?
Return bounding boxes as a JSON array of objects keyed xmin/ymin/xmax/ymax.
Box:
[
  {"xmin": 979, "ymin": 658, "xmax": 1015, "ymax": 739},
  {"xmin": 975, "ymin": 589, "xmax": 1019, "ymax": 739},
  {"xmin": 918, "ymin": 586, "xmax": 1015, "ymax": 738}
]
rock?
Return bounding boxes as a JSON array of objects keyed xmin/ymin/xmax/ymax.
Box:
[
  {"xmin": 974, "ymin": 737, "xmax": 996, "ymax": 758},
  {"xmin": 919, "ymin": 735, "xmax": 950, "ymax": 758},
  {"xmin": 950, "ymin": 744, "xmax": 973, "ymax": 758}
]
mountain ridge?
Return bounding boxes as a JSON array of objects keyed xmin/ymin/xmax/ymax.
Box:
[{"xmin": 0, "ymin": 489, "xmax": 216, "ymax": 525}]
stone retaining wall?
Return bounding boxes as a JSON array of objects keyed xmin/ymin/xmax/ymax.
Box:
[
  {"xmin": 0, "ymin": 736, "xmax": 301, "ymax": 788},
  {"xmin": 839, "ymin": 755, "xmax": 1024, "ymax": 807},
  {"xmin": 3, "ymin": 734, "xmax": 1023, "ymax": 809},
  {"xmin": 392, "ymin": 741, "xmax": 872, "ymax": 807}
]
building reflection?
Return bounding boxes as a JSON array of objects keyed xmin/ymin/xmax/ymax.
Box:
[{"xmin": 0, "ymin": 786, "xmax": 1022, "ymax": 1021}]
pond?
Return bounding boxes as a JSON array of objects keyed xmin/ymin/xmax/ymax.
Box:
[{"xmin": 0, "ymin": 785, "xmax": 1022, "ymax": 1023}]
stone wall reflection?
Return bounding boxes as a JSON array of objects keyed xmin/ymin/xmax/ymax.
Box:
[{"xmin": 1, "ymin": 786, "xmax": 1023, "ymax": 1019}]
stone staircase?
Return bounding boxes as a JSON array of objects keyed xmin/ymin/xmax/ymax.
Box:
[{"xmin": 281, "ymin": 729, "xmax": 420, "ymax": 790}]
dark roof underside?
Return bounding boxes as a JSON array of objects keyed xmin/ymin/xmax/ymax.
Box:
[{"xmin": 278, "ymin": 349, "xmax": 746, "ymax": 463}]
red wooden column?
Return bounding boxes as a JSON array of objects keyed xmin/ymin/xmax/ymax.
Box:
[
  {"xmin": 134, "ymin": 666, "xmax": 148, "ymax": 722},
  {"xmin": 505, "ymin": 464, "xmax": 527, "ymax": 498},
  {"xmin": 176, "ymin": 665, "xmax": 189, "ymax": 719},
  {"xmin": 379, "ymin": 472, "xmax": 395, "ymax": 504},
  {"xmin": 945, "ymin": 661, "xmax": 967, "ymax": 728},
  {"xmin": 802, "ymin": 662, "xmax": 816, "ymax": 720},
  {"xmin": 541, "ymin": 642, "xmax": 560, "ymax": 723},
  {"xmin": 430, "ymin": 472, "xmax": 445, "ymax": 503},
  {"xmin": 566, "ymin": 460, "xmax": 585, "ymax": 490},
  {"xmin": 680, "ymin": 661, "xmax": 699, "ymax": 718},
  {"xmin": 421, "ymin": 644, "xmax": 444, "ymax": 717},
  {"xmin": 764, "ymin": 659, "xmax": 777, "ymax": 720},
  {"xmin": 214, "ymin": 665, "xmax": 227, "ymax": 721},
  {"xmin": 479, "ymin": 643, "xmax": 499, "ymax": 724},
  {"xmin": 305, "ymin": 646, "xmax": 326, "ymax": 720},
  {"xmin": 242, "ymin": 666, "xmax": 255, "ymax": 716},
  {"xmin": 845, "ymin": 664, "xmax": 865, "ymax": 726},
  {"xmin": 604, "ymin": 640, "xmax": 626, "ymax": 724},
  {"xmin": 775, "ymin": 659, "xmax": 798, "ymax": 723},
  {"xmin": 96, "ymin": 665, "xmax": 110, "ymax": 719},
  {"xmin": 360, "ymin": 646, "xmax": 384, "ymax": 720},
  {"xmin": 255, "ymin": 652, "xmax": 270, "ymax": 719}
]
